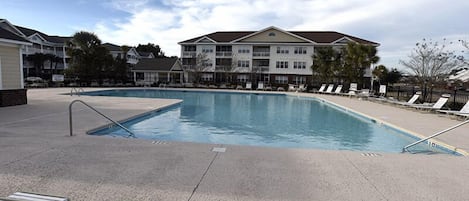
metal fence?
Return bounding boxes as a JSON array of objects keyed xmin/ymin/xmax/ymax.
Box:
[{"xmin": 385, "ymin": 86, "xmax": 469, "ymax": 110}]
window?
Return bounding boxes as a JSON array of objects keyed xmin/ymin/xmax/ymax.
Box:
[
  {"xmin": 216, "ymin": 46, "xmax": 232, "ymax": 52},
  {"xmin": 276, "ymin": 47, "xmax": 289, "ymax": 54},
  {"xmin": 275, "ymin": 76, "xmax": 288, "ymax": 84},
  {"xmin": 268, "ymin": 32, "xmax": 276, "ymax": 36},
  {"xmin": 294, "ymin": 76, "xmax": 306, "ymax": 84},
  {"xmin": 276, "ymin": 61, "xmax": 289, "ymax": 68},
  {"xmin": 237, "ymin": 74, "xmax": 248, "ymax": 82},
  {"xmin": 238, "ymin": 49, "xmax": 250, "ymax": 53},
  {"xmin": 202, "ymin": 73, "xmax": 213, "ymax": 81},
  {"xmin": 183, "ymin": 45, "xmax": 196, "ymax": 51},
  {"xmin": 237, "ymin": 60, "xmax": 250, "ymax": 67},
  {"xmin": 293, "ymin": 61, "xmax": 306, "ymax": 69},
  {"xmin": 294, "ymin": 47, "xmax": 307, "ymax": 54}
]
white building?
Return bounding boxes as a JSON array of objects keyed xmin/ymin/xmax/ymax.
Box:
[{"xmin": 179, "ymin": 26, "xmax": 378, "ymax": 86}]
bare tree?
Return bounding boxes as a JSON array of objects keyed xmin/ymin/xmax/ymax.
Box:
[
  {"xmin": 400, "ymin": 38, "xmax": 459, "ymax": 100},
  {"xmin": 190, "ymin": 53, "xmax": 210, "ymax": 84}
]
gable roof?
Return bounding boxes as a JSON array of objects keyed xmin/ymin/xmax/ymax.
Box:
[
  {"xmin": 0, "ymin": 27, "xmax": 31, "ymax": 44},
  {"xmin": 133, "ymin": 58, "xmax": 179, "ymax": 71},
  {"xmin": 179, "ymin": 28, "xmax": 379, "ymax": 46},
  {"xmin": 15, "ymin": 25, "xmax": 70, "ymax": 44}
]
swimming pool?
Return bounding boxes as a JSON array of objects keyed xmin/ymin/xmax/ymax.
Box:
[{"xmin": 86, "ymin": 89, "xmax": 449, "ymax": 154}]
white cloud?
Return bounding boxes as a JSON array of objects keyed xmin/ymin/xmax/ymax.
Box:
[{"xmin": 93, "ymin": 0, "xmax": 469, "ymax": 70}]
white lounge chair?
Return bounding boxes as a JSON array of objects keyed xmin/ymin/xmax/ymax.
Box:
[
  {"xmin": 347, "ymin": 83, "xmax": 358, "ymax": 96},
  {"xmin": 437, "ymin": 100, "xmax": 469, "ymax": 117},
  {"xmin": 334, "ymin": 85, "xmax": 343, "ymax": 94},
  {"xmin": 391, "ymin": 92, "xmax": 421, "ymax": 106},
  {"xmin": 288, "ymin": 84, "xmax": 297, "ymax": 92},
  {"xmin": 325, "ymin": 84, "xmax": 334, "ymax": 93},
  {"xmin": 317, "ymin": 84, "xmax": 326, "ymax": 93},
  {"xmin": 257, "ymin": 82, "xmax": 264, "ymax": 90},
  {"xmin": 412, "ymin": 95, "xmax": 449, "ymax": 110},
  {"xmin": 298, "ymin": 84, "xmax": 307, "ymax": 92},
  {"xmin": 379, "ymin": 85, "xmax": 387, "ymax": 97},
  {"xmin": 245, "ymin": 82, "xmax": 252, "ymax": 90}
]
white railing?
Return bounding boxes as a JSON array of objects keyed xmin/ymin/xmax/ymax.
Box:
[
  {"xmin": 215, "ymin": 52, "xmax": 232, "ymax": 57},
  {"xmin": 252, "ymin": 52, "xmax": 270, "ymax": 57},
  {"xmin": 182, "ymin": 52, "xmax": 196, "ymax": 57}
]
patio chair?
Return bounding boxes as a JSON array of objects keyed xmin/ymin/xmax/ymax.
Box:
[
  {"xmin": 245, "ymin": 82, "xmax": 252, "ymax": 90},
  {"xmin": 346, "ymin": 83, "xmax": 358, "ymax": 96},
  {"xmin": 324, "ymin": 84, "xmax": 334, "ymax": 93},
  {"xmin": 437, "ymin": 100, "xmax": 469, "ymax": 117},
  {"xmin": 257, "ymin": 82, "xmax": 265, "ymax": 90},
  {"xmin": 390, "ymin": 92, "xmax": 421, "ymax": 106},
  {"xmin": 298, "ymin": 84, "xmax": 307, "ymax": 92},
  {"xmin": 317, "ymin": 84, "xmax": 326, "ymax": 93},
  {"xmin": 334, "ymin": 85, "xmax": 343, "ymax": 94},
  {"xmin": 288, "ymin": 84, "xmax": 297, "ymax": 92},
  {"xmin": 411, "ymin": 95, "xmax": 450, "ymax": 110},
  {"xmin": 378, "ymin": 85, "xmax": 387, "ymax": 97}
]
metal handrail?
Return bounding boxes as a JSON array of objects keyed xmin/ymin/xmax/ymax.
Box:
[
  {"xmin": 69, "ymin": 100, "xmax": 136, "ymax": 138},
  {"xmin": 70, "ymin": 87, "xmax": 84, "ymax": 96},
  {"xmin": 403, "ymin": 118, "xmax": 469, "ymax": 153}
]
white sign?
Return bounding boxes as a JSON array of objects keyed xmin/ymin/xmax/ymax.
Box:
[{"xmin": 52, "ymin": 74, "xmax": 64, "ymax": 82}]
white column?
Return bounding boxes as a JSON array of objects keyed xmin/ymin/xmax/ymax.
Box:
[
  {"xmin": 62, "ymin": 46, "xmax": 67, "ymax": 69},
  {"xmin": 133, "ymin": 71, "xmax": 137, "ymax": 82},
  {"xmin": 19, "ymin": 46, "xmax": 24, "ymax": 88},
  {"xmin": 167, "ymin": 72, "xmax": 170, "ymax": 82}
]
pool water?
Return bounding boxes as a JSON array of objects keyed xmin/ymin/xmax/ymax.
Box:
[{"xmin": 87, "ymin": 89, "xmax": 446, "ymax": 153}]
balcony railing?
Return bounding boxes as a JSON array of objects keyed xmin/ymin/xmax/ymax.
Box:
[
  {"xmin": 215, "ymin": 51, "xmax": 232, "ymax": 57},
  {"xmin": 252, "ymin": 52, "xmax": 270, "ymax": 57},
  {"xmin": 182, "ymin": 51, "xmax": 196, "ymax": 57},
  {"xmin": 252, "ymin": 66, "xmax": 270, "ymax": 72}
]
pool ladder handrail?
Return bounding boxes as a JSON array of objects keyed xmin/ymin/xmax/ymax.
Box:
[
  {"xmin": 402, "ymin": 118, "xmax": 469, "ymax": 153},
  {"xmin": 69, "ymin": 100, "xmax": 136, "ymax": 138},
  {"xmin": 70, "ymin": 87, "xmax": 84, "ymax": 96}
]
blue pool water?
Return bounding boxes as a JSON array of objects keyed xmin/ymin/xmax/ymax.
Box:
[{"xmin": 86, "ymin": 89, "xmax": 448, "ymax": 153}]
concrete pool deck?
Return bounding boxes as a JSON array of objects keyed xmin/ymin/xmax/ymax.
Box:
[{"xmin": 0, "ymin": 88, "xmax": 468, "ymax": 201}]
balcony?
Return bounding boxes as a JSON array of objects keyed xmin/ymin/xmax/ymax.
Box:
[
  {"xmin": 182, "ymin": 51, "xmax": 196, "ymax": 58},
  {"xmin": 252, "ymin": 66, "xmax": 270, "ymax": 72},
  {"xmin": 252, "ymin": 52, "xmax": 270, "ymax": 57},
  {"xmin": 215, "ymin": 51, "xmax": 232, "ymax": 57}
]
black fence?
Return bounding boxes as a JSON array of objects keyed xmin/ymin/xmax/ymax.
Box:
[{"xmin": 385, "ymin": 85, "xmax": 469, "ymax": 110}]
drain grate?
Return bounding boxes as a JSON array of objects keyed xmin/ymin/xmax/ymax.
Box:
[
  {"xmin": 152, "ymin": 140, "xmax": 168, "ymax": 145},
  {"xmin": 361, "ymin": 153, "xmax": 382, "ymax": 157}
]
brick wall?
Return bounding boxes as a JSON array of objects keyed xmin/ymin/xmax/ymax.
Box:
[{"xmin": 0, "ymin": 89, "xmax": 27, "ymax": 107}]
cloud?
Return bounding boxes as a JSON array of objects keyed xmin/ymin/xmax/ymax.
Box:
[{"xmin": 93, "ymin": 0, "xmax": 469, "ymax": 69}]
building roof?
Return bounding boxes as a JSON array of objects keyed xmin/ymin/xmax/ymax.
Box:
[
  {"xmin": 179, "ymin": 29, "xmax": 378, "ymax": 45},
  {"xmin": 138, "ymin": 51, "xmax": 153, "ymax": 57},
  {"xmin": 0, "ymin": 26, "xmax": 31, "ymax": 44},
  {"xmin": 133, "ymin": 57, "xmax": 179, "ymax": 71},
  {"xmin": 103, "ymin": 43, "xmax": 122, "ymax": 51},
  {"xmin": 15, "ymin": 25, "xmax": 70, "ymax": 44}
]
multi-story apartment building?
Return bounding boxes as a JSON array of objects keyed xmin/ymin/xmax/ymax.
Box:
[
  {"xmin": 14, "ymin": 25, "xmax": 71, "ymax": 77},
  {"xmin": 179, "ymin": 26, "xmax": 378, "ymax": 86}
]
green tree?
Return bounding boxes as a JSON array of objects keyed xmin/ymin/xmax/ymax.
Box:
[
  {"xmin": 26, "ymin": 53, "xmax": 48, "ymax": 77},
  {"xmin": 136, "ymin": 43, "xmax": 166, "ymax": 58},
  {"xmin": 372, "ymin": 64, "xmax": 389, "ymax": 84},
  {"xmin": 386, "ymin": 68, "xmax": 402, "ymax": 85},
  {"xmin": 311, "ymin": 46, "xmax": 343, "ymax": 84},
  {"xmin": 45, "ymin": 53, "xmax": 62, "ymax": 75},
  {"xmin": 66, "ymin": 31, "xmax": 111, "ymax": 84},
  {"xmin": 343, "ymin": 42, "xmax": 380, "ymax": 87}
]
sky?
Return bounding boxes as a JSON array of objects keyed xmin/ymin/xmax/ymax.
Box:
[{"xmin": 1, "ymin": 0, "xmax": 468, "ymax": 71}]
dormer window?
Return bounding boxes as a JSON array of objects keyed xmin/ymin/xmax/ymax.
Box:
[{"xmin": 268, "ymin": 32, "xmax": 276, "ymax": 37}]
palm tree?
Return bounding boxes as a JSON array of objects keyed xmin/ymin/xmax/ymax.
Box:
[
  {"xmin": 311, "ymin": 46, "xmax": 343, "ymax": 85},
  {"xmin": 343, "ymin": 42, "xmax": 380, "ymax": 88},
  {"xmin": 26, "ymin": 53, "xmax": 48, "ymax": 77}
]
